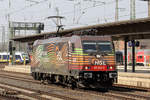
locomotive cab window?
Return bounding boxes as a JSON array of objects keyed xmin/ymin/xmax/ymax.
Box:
[
  {"xmin": 97, "ymin": 42, "xmax": 112, "ymax": 52},
  {"xmin": 82, "ymin": 42, "xmax": 97, "ymax": 52},
  {"xmin": 82, "ymin": 41, "xmax": 112, "ymax": 53}
]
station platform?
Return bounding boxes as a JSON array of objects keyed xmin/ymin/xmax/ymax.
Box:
[
  {"xmin": 118, "ymin": 72, "xmax": 150, "ymax": 88},
  {"xmin": 117, "ymin": 65, "xmax": 150, "ymax": 73},
  {"xmin": 117, "ymin": 65, "xmax": 150, "ymax": 70},
  {"xmin": 3, "ymin": 65, "xmax": 31, "ymax": 73},
  {"xmin": 2, "ymin": 65, "xmax": 150, "ymax": 88}
]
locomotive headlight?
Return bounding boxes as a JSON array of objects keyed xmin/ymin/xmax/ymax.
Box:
[
  {"xmin": 110, "ymin": 66, "xmax": 113, "ymax": 69},
  {"xmin": 84, "ymin": 66, "xmax": 90, "ymax": 70},
  {"xmin": 85, "ymin": 66, "xmax": 89, "ymax": 70},
  {"xmin": 85, "ymin": 66, "xmax": 89, "ymax": 69}
]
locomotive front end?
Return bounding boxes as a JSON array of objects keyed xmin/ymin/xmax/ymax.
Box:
[{"xmin": 78, "ymin": 36, "xmax": 117, "ymax": 88}]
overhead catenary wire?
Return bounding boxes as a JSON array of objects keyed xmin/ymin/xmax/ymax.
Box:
[
  {"xmin": 60, "ymin": 0, "xmax": 122, "ymax": 15},
  {"xmin": 0, "ymin": 0, "xmax": 126, "ymax": 22},
  {"xmin": 8, "ymin": 0, "xmax": 48, "ymax": 15}
]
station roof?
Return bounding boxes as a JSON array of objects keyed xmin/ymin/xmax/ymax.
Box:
[{"xmin": 11, "ymin": 17, "xmax": 150, "ymax": 42}]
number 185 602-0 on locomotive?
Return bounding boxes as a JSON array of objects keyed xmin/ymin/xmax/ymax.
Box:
[{"xmin": 31, "ymin": 35, "xmax": 117, "ymax": 88}]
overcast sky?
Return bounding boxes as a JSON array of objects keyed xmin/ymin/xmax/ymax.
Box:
[{"xmin": 0, "ymin": 0, "xmax": 148, "ymax": 39}]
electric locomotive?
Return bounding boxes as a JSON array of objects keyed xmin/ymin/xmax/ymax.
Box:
[{"xmin": 31, "ymin": 35, "xmax": 117, "ymax": 88}]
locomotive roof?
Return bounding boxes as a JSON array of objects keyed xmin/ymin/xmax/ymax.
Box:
[{"xmin": 33, "ymin": 35, "xmax": 111, "ymax": 46}]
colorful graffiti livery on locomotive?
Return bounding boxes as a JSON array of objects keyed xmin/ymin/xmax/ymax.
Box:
[{"xmin": 31, "ymin": 35, "xmax": 117, "ymax": 88}]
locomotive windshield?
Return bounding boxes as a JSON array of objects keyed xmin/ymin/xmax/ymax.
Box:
[
  {"xmin": 82, "ymin": 42, "xmax": 97, "ymax": 52},
  {"xmin": 97, "ymin": 42, "xmax": 112, "ymax": 52},
  {"xmin": 83, "ymin": 41, "xmax": 112, "ymax": 53}
]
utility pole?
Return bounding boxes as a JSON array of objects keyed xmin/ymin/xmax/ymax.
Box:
[
  {"xmin": 8, "ymin": 0, "xmax": 15, "ymax": 65},
  {"xmin": 2, "ymin": 26, "xmax": 5, "ymax": 51},
  {"xmin": 115, "ymin": 0, "xmax": 119, "ymax": 21},
  {"xmin": 130, "ymin": 0, "xmax": 136, "ymax": 20}
]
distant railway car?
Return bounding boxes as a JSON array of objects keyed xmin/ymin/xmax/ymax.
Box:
[
  {"xmin": 118, "ymin": 49, "xmax": 150, "ymax": 66},
  {"xmin": 31, "ymin": 35, "xmax": 117, "ymax": 88},
  {"xmin": 136, "ymin": 49, "xmax": 150, "ymax": 66},
  {"xmin": 0, "ymin": 52, "xmax": 30, "ymax": 63}
]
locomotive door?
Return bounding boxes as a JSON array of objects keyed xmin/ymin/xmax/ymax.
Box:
[{"xmin": 68, "ymin": 41, "xmax": 76, "ymax": 75}]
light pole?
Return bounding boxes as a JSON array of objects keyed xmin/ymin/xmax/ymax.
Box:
[
  {"xmin": 130, "ymin": 0, "xmax": 136, "ymax": 20},
  {"xmin": 115, "ymin": 0, "xmax": 119, "ymax": 21}
]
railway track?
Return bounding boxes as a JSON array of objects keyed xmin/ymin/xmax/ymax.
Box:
[
  {"xmin": 0, "ymin": 76, "xmax": 76, "ymax": 99},
  {"xmin": 0, "ymin": 82, "xmax": 75, "ymax": 100},
  {"xmin": 0, "ymin": 83, "xmax": 49, "ymax": 100},
  {"xmin": 0, "ymin": 71, "xmax": 150, "ymax": 100},
  {"xmin": 77, "ymin": 86, "xmax": 150, "ymax": 100},
  {"xmin": 114, "ymin": 84, "xmax": 150, "ymax": 92}
]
